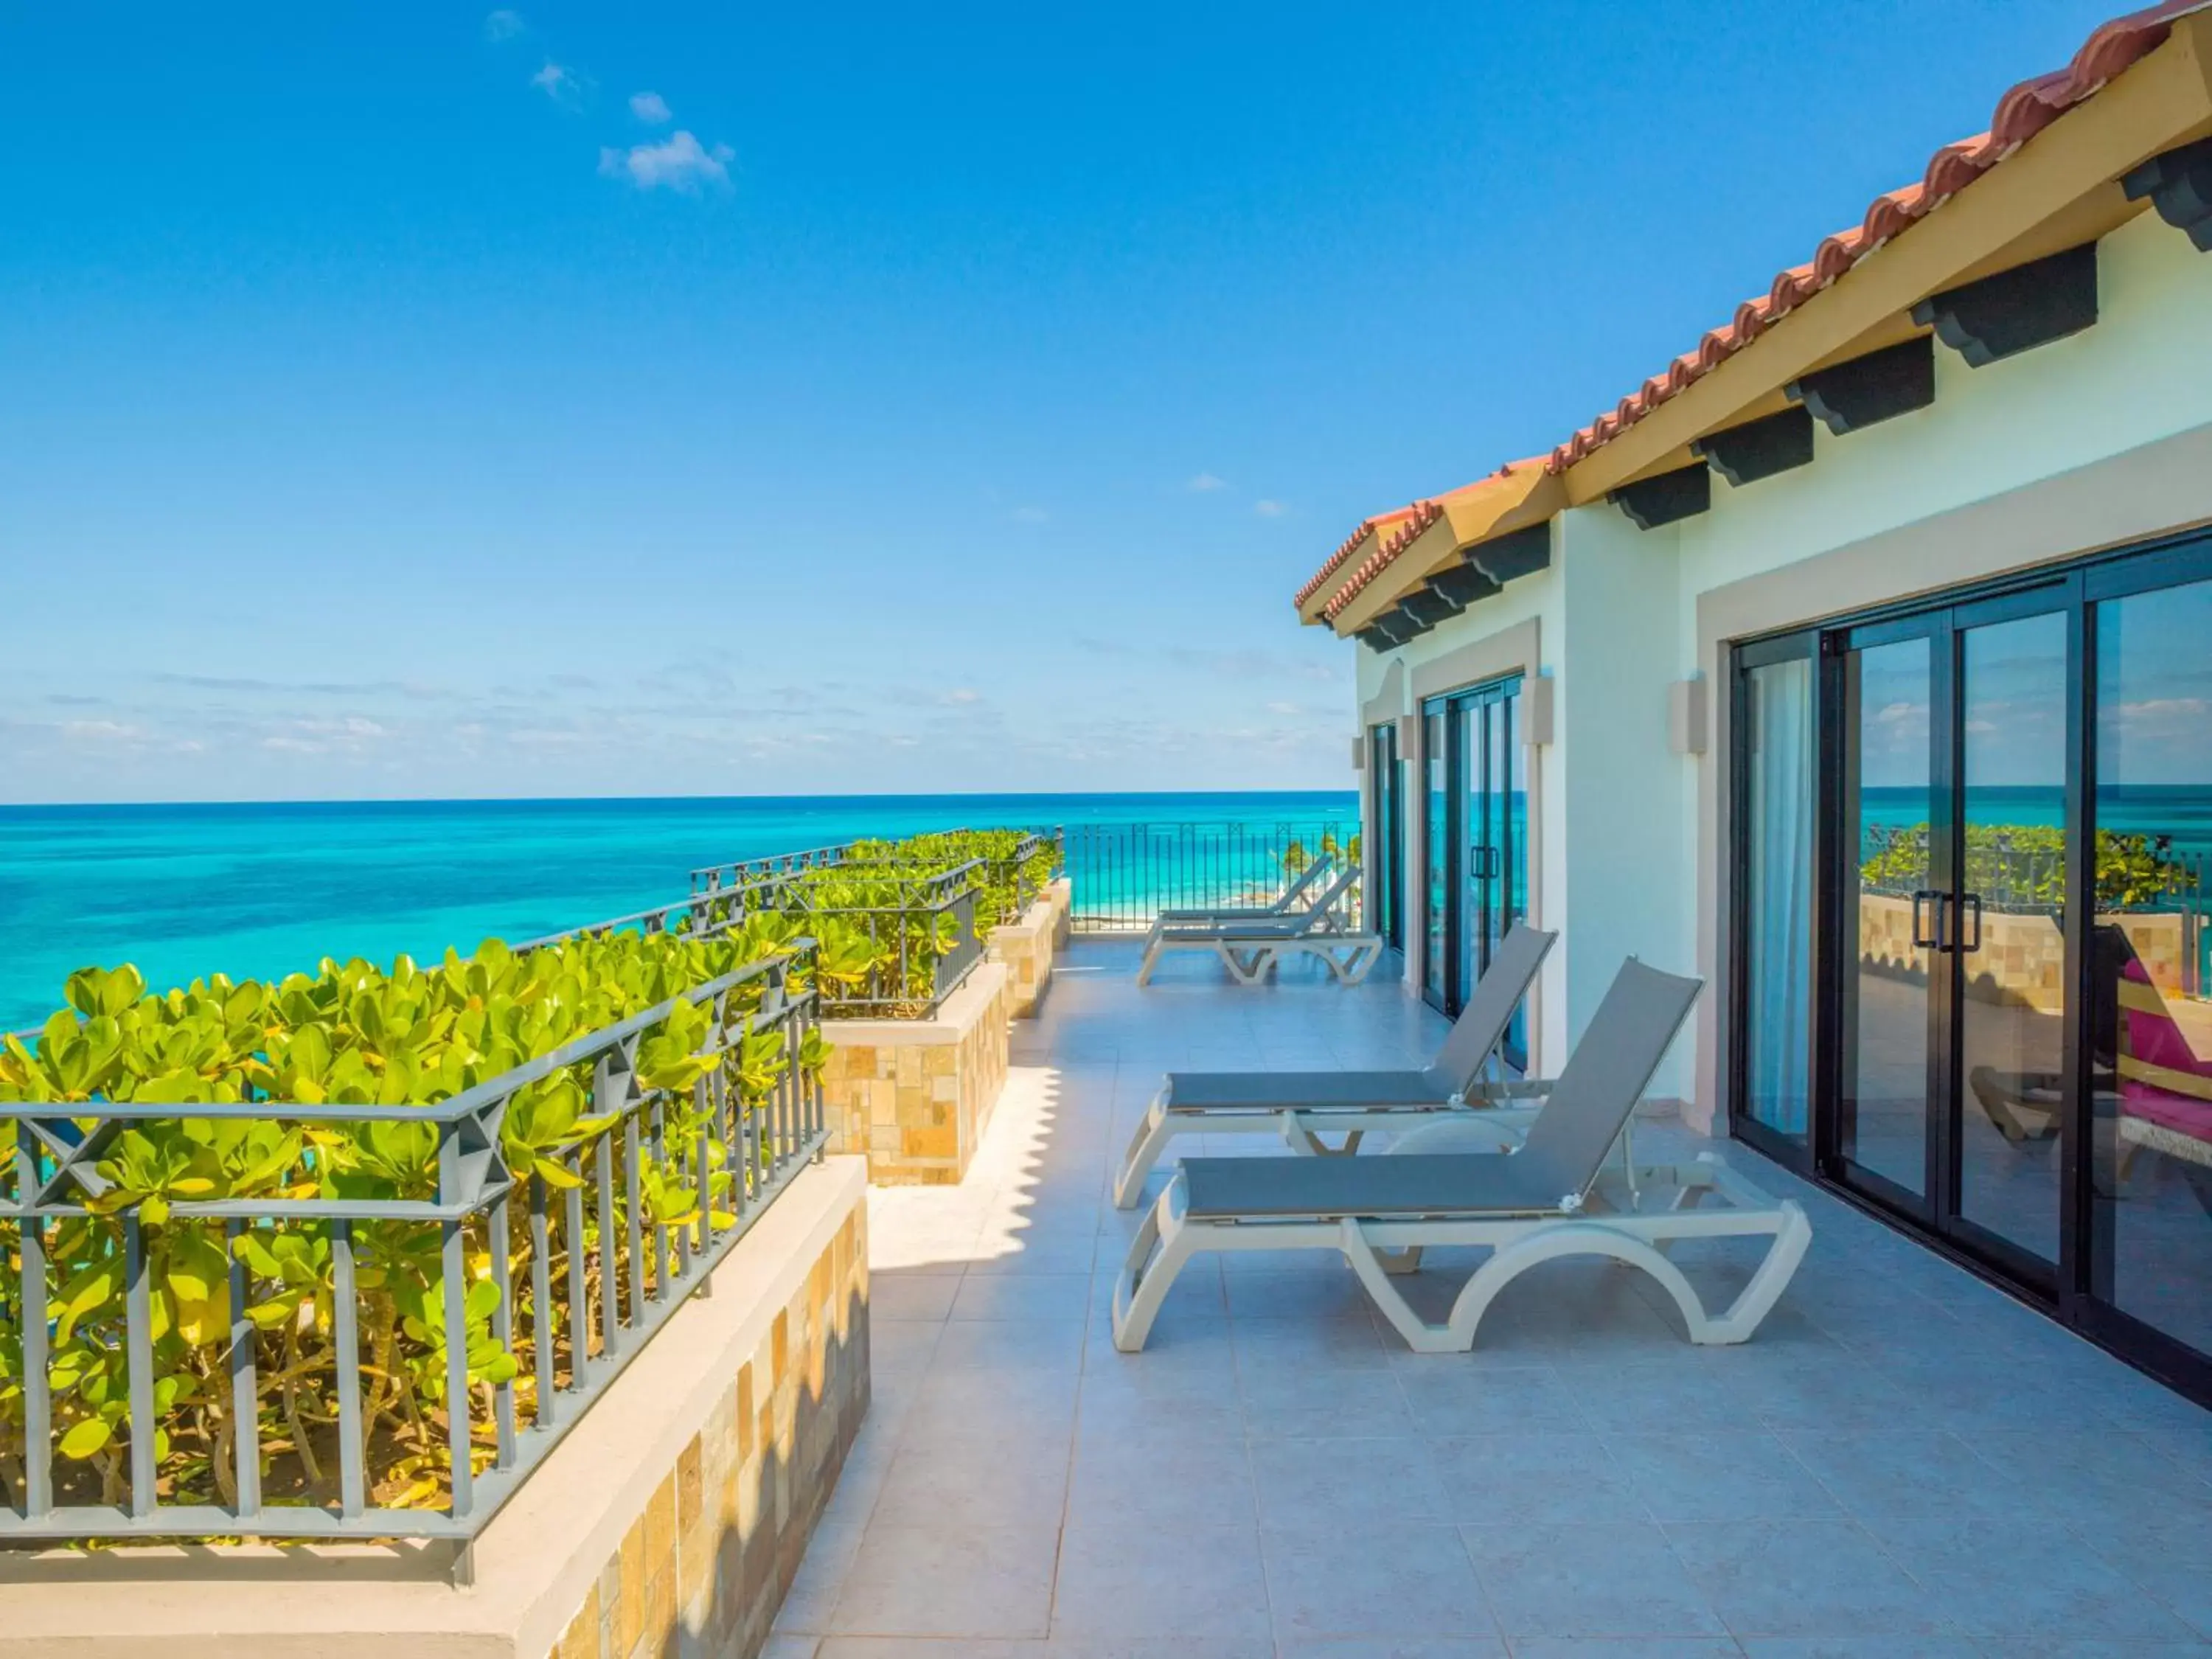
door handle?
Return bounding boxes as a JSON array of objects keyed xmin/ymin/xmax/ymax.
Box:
[
  {"xmin": 1911, "ymin": 889, "xmax": 1942, "ymax": 951},
  {"xmin": 1469, "ymin": 845, "xmax": 1499, "ymax": 880},
  {"xmin": 1957, "ymin": 893, "xmax": 1983, "ymax": 953}
]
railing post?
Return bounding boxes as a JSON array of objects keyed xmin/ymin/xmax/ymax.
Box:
[
  {"xmin": 14, "ymin": 1126, "xmax": 52, "ymax": 1520},
  {"xmin": 529, "ymin": 1175, "xmax": 557, "ymax": 1429},
  {"xmin": 226, "ymin": 1217, "xmax": 260, "ymax": 1520},
  {"xmin": 437, "ymin": 1127, "xmax": 473, "ymax": 1522},
  {"xmin": 331, "ymin": 1217, "xmax": 366, "ymax": 1519},
  {"xmin": 489, "ymin": 1192, "xmax": 517, "ymax": 1470},
  {"xmin": 123, "ymin": 1211, "xmax": 156, "ymax": 1519}
]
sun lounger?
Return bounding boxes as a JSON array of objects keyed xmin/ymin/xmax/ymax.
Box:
[
  {"xmin": 1111, "ymin": 922, "xmax": 1557, "ymax": 1207},
  {"xmin": 1154, "ymin": 855, "xmax": 1335, "ymax": 925},
  {"xmin": 1111, "ymin": 958, "xmax": 1812, "ymax": 1354},
  {"xmin": 1136, "ymin": 864, "xmax": 1376, "ymax": 987}
]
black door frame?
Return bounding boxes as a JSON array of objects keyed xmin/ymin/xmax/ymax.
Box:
[{"xmin": 1727, "ymin": 528, "xmax": 2212, "ymax": 1408}]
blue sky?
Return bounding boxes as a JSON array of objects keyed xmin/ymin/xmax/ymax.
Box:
[{"xmin": 0, "ymin": 1, "xmax": 2131, "ymax": 803}]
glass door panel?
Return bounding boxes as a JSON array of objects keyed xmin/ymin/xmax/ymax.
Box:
[
  {"xmin": 1498, "ymin": 686, "xmax": 1528, "ymax": 1071},
  {"xmin": 1840, "ymin": 632, "xmax": 1939, "ymax": 1209},
  {"xmin": 1422, "ymin": 706, "xmax": 1449, "ymax": 1008},
  {"xmin": 1368, "ymin": 722, "xmax": 1402, "ymax": 950},
  {"xmin": 2093, "ymin": 577, "xmax": 2212, "ymax": 1359},
  {"xmin": 1420, "ymin": 678, "xmax": 1526, "ymax": 1025},
  {"xmin": 1954, "ymin": 608, "xmax": 2070, "ymax": 1266},
  {"xmin": 1742, "ymin": 654, "xmax": 1815, "ymax": 1144},
  {"xmin": 1456, "ymin": 699, "xmax": 1484, "ymax": 1011}
]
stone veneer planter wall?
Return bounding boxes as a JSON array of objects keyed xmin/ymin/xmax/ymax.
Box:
[
  {"xmin": 987, "ymin": 877, "xmax": 1072, "ymax": 1018},
  {"xmin": 814, "ymin": 880, "xmax": 1071, "ymax": 1186},
  {"xmin": 0, "ymin": 1158, "xmax": 871, "ymax": 1659},
  {"xmin": 816, "ymin": 961, "xmax": 1012, "ymax": 1185}
]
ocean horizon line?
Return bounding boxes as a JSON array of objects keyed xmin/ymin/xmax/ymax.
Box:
[{"xmin": 0, "ymin": 785, "xmax": 1356, "ymax": 815}]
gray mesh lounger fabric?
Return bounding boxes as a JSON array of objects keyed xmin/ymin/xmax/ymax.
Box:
[
  {"xmin": 1180, "ymin": 1151, "xmax": 1568, "ymax": 1218},
  {"xmin": 1162, "ymin": 1070, "xmax": 1449, "ymax": 1112},
  {"xmin": 1174, "ymin": 959, "xmax": 1701, "ymax": 1221}
]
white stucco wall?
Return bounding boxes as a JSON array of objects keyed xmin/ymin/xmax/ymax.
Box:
[
  {"xmin": 1353, "ymin": 563, "xmax": 1570, "ymax": 1074},
  {"xmin": 1557, "ymin": 507, "xmax": 1696, "ymax": 1098}
]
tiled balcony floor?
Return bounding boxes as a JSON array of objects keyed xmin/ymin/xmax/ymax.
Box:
[{"xmin": 770, "ymin": 940, "xmax": 2212, "ymax": 1659}]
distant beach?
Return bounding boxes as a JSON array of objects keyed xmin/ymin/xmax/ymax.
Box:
[{"xmin": 0, "ymin": 792, "xmax": 1357, "ymax": 1030}]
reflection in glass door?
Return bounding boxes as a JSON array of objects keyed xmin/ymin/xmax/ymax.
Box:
[
  {"xmin": 1955, "ymin": 607, "xmax": 2070, "ymax": 1268},
  {"xmin": 2090, "ymin": 569, "xmax": 2212, "ymax": 1368},
  {"xmin": 1834, "ymin": 597, "xmax": 2073, "ymax": 1275}
]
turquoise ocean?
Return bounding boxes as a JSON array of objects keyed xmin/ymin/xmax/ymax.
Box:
[{"xmin": 0, "ymin": 792, "xmax": 1357, "ymax": 1031}]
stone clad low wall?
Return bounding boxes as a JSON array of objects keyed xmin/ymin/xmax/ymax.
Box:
[
  {"xmin": 0, "ymin": 1158, "xmax": 871, "ymax": 1659},
  {"xmin": 818, "ymin": 961, "xmax": 1012, "ymax": 1185},
  {"xmin": 987, "ymin": 878, "xmax": 1071, "ymax": 1018}
]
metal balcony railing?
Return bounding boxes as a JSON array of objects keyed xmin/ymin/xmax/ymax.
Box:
[
  {"xmin": 1064, "ymin": 821, "xmax": 1360, "ymax": 933},
  {"xmin": 0, "ymin": 946, "xmax": 825, "ymax": 1545}
]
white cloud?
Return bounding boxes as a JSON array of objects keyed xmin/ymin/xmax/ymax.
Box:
[
  {"xmin": 484, "ymin": 9, "xmax": 526, "ymax": 41},
  {"xmin": 532, "ymin": 61, "xmax": 579, "ymax": 102},
  {"xmin": 1186, "ymin": 472, "xmax": 1228, "ymax": 493},
  {"xmin": 60, "ymin": 719, "xmax": 142, "ymax": 743},
  {"xmin": 629, "ymin": 91, "xmax": 672, "ymax": 123},
  {"xmin": 1253, "ymin": 498, "xmax": 1287, "ymax": 518},
  {"xmin": 1009, "ymin": 505, "xmax": 1048, "ymax": 524},
  {"xmin": 941, "ymin": 689, "xmax": 981, "ymax": 706},
  {"xmin": 598, "ymin": 130, "xmax": 734, "ymax": 192},
  {"xmin": 1265, "ymin": 701, "xmax": 1301, "ymax": 716}
]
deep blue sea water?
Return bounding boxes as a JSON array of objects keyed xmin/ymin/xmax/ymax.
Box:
[{"xmin": 0, "ymin": 793, "xmax": 1356, "ymax": 1031}]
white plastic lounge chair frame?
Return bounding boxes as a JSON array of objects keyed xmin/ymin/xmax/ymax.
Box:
[
  {"xmin": 1136, "ymin": 864, "xmax": 1375, "ymax": 987},
  {"xmin": 1112, "ymin": 922, "xmax": 1558, "ymax": 1208},
  {"xmin": 1110, "ymin": 959, "xmax": 1812, "ymax": 1355}
]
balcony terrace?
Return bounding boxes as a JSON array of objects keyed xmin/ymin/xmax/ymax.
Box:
[{"xmin": 770, "ymin": 938, "xmax": 2212, "ymax": 1658}]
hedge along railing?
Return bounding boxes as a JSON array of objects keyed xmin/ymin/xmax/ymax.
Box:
[
  {"xmin": 842, "ymin": 828, "xmax": 1064, "ymax": 933},
  {"xmin": 675, "ymin": 828, "xmax": 1065, "ymax": 1019},
  {"xmin": 766, "ymin": 863, "xmax": 986, "ymax": 1020},
  {"xmin": 0, "ymin": 945, "xmax": 827, "ymax": 1544}
]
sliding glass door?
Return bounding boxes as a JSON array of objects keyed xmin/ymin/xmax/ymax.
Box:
[
  {"xmin": 1420, "ymin": 675, "xmax": 1528, "ymax": 1069},
  {"xmin": 1832, "ymin": 590, "xmax": 2073, "ymax": 1282},
  {"xmin": 1732, "ymin": 533, "xmax": 2212, "ymax": 1402}
]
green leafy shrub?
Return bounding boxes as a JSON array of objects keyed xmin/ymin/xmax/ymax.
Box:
[
  {"xmin": 0, "ymin": 925, "xmax": 827, "ymax": 1520},
  {"xmin": 741, "ymin": 827, "xmax": 1060, "ymax": 1015},
  {"xmin": 845, "ymin": 828, "xmax": 1060, "ymax": 929}
]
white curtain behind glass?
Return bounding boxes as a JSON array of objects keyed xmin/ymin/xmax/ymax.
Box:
[{"xmin": 1747, "ymin": 659, "xmax": 1813, "ymax": 1136}]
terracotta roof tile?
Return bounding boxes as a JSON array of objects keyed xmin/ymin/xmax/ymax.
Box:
[
  {"xmin": 1295, "ymin": 506, "xmax": 1421, "ymax": 609},
  {"xmin": 1295, "ymin": 1, "xmax": 2207, "ymax": 617},
  {"xmin": 1321, "ymin": 460, "xmax": 1547, "ymax": 621}
]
